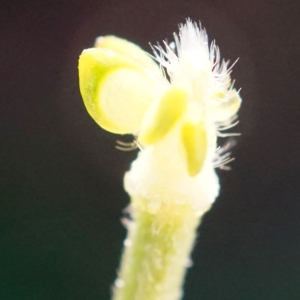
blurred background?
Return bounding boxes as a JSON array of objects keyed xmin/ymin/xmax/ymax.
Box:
[{"xmin": 1, "ymin": 0, "xmax": 300, "ymax": 299}]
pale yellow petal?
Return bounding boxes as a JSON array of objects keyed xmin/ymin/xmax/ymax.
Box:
[
  {"xmin": 78, "ymin": 48, "xmax": 156, "ymax": 134},
  {"xmin": 181, "ymin": 112, "xmax": 207, "ymax": 177},
  {"xmin": 95, "ymin": 35, "xmax": 162, "ymax": 76},
  {"xmin": 139, "ymin": 86, "xmax": 188, "ymax": 146},
  {"xmin": 209, "ymin": 89, "xmax": 242, "ymax": 122}
]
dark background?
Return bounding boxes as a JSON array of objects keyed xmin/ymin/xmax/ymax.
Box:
[{"xmin": 1, "ymin": 0, "xmax": 300, "ymax": 299}]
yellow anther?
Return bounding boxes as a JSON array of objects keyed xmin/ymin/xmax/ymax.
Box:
[
  {"xmin": 79, "ymin": 47, "xmax": 155, "ymax": 134},
  {"xmin": 181, "ymin": 113, "xmax": 207, "ymax": 177},
  {"xmin": 139, "ymin": 86, "xmax": 188, "ymax": 145}
]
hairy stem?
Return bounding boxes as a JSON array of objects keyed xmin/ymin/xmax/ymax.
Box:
[{"xmin": 112, "ymin": 196, "xmax": 207, "ymax": 300}]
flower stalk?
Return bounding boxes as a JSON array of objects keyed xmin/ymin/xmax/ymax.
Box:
[
  {"xmin": 78, "ymin": 19, "xmax": 242, "ymax": 300},
  {"xmin": 113, "ymin": 198, "xmax": 201, "ymax": 300}
]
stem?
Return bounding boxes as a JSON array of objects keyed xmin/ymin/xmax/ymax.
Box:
[{"xmin": 112, "ymin": 195, "xmax": 207, "ymax": 300}]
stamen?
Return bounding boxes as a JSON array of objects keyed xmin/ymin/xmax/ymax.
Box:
[
  {"xmin": 116, "ymin": 140, "xmax": 139, "ymax": 151},
  {"xmin": 217, "ymin": 120, "xmax": 240, "ymax": 131},
  {"xmin": 216, "ymin": 138, "xmax": 237, "ymax": 155},
  {"xmin": 217, "ymin": 132, "xmax": 241, "ymax": 137}
]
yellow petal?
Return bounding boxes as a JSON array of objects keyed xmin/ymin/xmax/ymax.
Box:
[
  {"xmin": 209, "ymin": 89, "xmax": 242, "ymax": 122},
  {"xmin": 79, "ymin": 48, "xmax": 156, "ymax": 134},
  {"xmin": 139, "ymin": 86, "xmax": 188, "ymax": 146},
  {"xmin": 181, "ymin": 112, "xmax": 207, "ymax": 177},
  {"xmin": 95, "ymin": 35, "xmax": 161, "ymax": 76}
]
